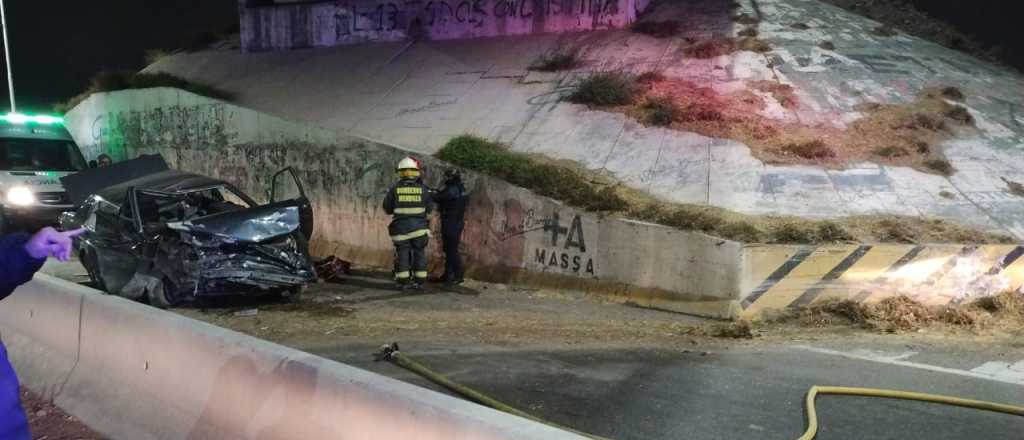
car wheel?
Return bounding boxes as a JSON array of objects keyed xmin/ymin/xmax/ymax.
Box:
[
  {"xmin": 147, "ymin": 278, "xmax": 178, "ymax": 309},
  {"xmin": 279, "ymin": 286, "xmax": 304, "ymax": 304},
  {"xmin": 80, "ymin": 250, "xmax": 107, "ymax": 292}
]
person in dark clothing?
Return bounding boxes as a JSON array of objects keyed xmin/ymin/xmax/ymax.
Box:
[
  {"xmin": 0, "ymin": 227, "xmax": 83, "ymax": 440},
  {"xmin": 382, "ymin": 157, "xmax": 434, "ymax": 289},
  {"xmin": 432, "ymin": 169, "xmax": 468, "ymax": 284}
]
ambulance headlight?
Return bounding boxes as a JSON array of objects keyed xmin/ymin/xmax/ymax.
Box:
[{"xmin": 6, "ymin": 186, "xmax": 35, "ymax": 206}]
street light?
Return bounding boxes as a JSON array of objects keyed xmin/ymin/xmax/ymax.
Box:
[{"xmin": 0, "ymin": 0, "xmax": 15, "ymax": 112}]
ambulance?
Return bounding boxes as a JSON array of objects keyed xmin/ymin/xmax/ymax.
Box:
[{"xmin": 0, "ymin": 113, "xmax": 87, "ymax": 231}]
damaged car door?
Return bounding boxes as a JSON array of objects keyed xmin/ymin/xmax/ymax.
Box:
[{"xmin": 270, "ymin": 167, "xmax": 313, "ymax": 239}]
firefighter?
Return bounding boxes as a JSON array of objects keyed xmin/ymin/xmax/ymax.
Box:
[
  {"xmin": 432, "ymin": 169, "xmax": 467, "ymax": 284},
  {"xmin": 383, "ymin": 157, "xmax": 433, "ymax": 289}
]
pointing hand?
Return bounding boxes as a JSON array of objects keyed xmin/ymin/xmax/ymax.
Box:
[{"xmin": 24, "ymin": 227, "xmax": 86, "ymax": 262}]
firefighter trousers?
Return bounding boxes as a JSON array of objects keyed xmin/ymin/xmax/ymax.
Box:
[{"xmin": 394, "ymin": 235, "xmax": 429, "ymax": 284}]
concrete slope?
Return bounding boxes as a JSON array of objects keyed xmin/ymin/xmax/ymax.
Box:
[{"xmin": 147, "ymin": 0, "xmax": 1024, "ymax": 238}]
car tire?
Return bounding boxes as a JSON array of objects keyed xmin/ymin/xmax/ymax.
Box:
[
  {"xmin": 80, "ymin": 249, "xmax": 107, "ymax": 292},
  {"xmin": 147, "ymin": 278, "xmax": 178, "ymax": 309},
  {"xmin": 279, "ymin": 286, "xmax": 304, "ymax": 304}
]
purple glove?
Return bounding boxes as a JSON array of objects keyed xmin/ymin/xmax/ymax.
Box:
[{"xmin": 24, "ymin": 227, "xmax": 85, "ymax": 262}]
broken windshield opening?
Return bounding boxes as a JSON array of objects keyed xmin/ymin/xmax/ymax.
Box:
[{"xmin": 134, "ymin": 186, "xmax": 253, "ymax": 226}]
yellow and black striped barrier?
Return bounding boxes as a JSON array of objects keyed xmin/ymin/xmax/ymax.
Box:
[{"xmin": 740, "ymin": 244, "xmax": 1024, "ymax": 319}]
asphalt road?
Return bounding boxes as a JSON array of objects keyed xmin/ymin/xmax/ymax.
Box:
[
  {"xmin": 322, "ymin": 342, "xmax": 1024, "ymax": 440},
  {"xmin": 41, "ymin": 261, "xmax": 1024, "ymax": 439}
]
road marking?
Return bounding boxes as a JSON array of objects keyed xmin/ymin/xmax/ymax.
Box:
[{"xmin": 796, "ymin": 346, "xmax": 1024, "ymax": 386}]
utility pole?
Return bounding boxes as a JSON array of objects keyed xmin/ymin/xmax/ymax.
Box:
[{"xmin": 0, "ymin": 0, "xmax": 15, "ymax": 113}]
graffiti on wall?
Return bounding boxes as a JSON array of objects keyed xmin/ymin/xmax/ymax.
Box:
[
  {"xmin": 243, "ymin": 0, "xmax": 643, "ymax": 50},
  {"xmin": 333, "ymin": 0, "xmax": 621, "ymax": 36},
  {"xmin": 530, "ymin": 212, "xmax": 596, "ymax": 276}
]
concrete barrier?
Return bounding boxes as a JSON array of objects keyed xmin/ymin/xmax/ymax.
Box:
[
  {"xmin": 0, "ymin": 274, "xmax": 587, "ymax": 439},
  {"xmin": 739, "ymin": 244, "xmax": 1024, "ymax": 319},
  {"xmin": 239, "ymin": 0, "xmax": 652, "ymax": 51},
  {"xmin": 66, "ymin": 88, "xmax": 742, "ymax": 319}
]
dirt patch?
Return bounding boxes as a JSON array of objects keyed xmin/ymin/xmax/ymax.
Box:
[
  {"xmin": 939, "ymin": 190, "xmax": 957, "ymax": 199},
  {"xmin": 819, "ymin": 41, "xmax": 836, "ymax": 51},
  {"xmin": 1001, "ymin": 177, "xmax": 1024, "ymax": 197},
  {"xmin": 22, "ymin": 388, "xmax": 102, "ymax": 439},
  {"xmin": 790, "ymin": 22, "xmax": 811, "ymax": 30}
]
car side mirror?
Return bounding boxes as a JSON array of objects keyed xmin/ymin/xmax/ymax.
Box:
[{"xmin": 89, "ymin": 160, "xmax": 98, "ymax": 169}]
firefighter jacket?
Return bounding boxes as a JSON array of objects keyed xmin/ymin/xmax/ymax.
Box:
[{"xmin": 382, "ymin": 178, "xmax": 434, "ymax": 241}]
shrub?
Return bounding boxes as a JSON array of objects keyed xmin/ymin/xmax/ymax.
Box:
[
  {"xmin": 733, "ymin": 13, "xmax": 760, "ymax": 25},
  {"xmin": 738, "ymin": 27, "xmax": 759, "ymax": 38},
  {"xmin": 567, "ymin": 72, "xmax": 637, "ymax": 106},
  {"xmin": 873, "ymin": 146, "xmax": 908, "ymax": 158},
  {"xmin": 632, "ymin": 20, "xmax": 681, "ymax": 38},
  {"xmin": 944, "ymin": 105, "xmax": 974, "ymax": 125},
  {"xmin": 736, "ymin": 37, "xmax": 772, "ymax": 53},
  {"xmin": 924, "ymin": 158, "xmax": 954, "ymax": 175},
  {"xmin": 718, "ymin": 222, "xmax": 762, "ymax": 242},
  {"xmin": 640, "ymin": 96, "xmax": 679, "ymax": 126},
  {"xmin": 939, "ymin": 86, "xmax": 965, "ymax": 101},
  {"xmin": 636, "ymin": 71, "xmax": 665, "ymax": 83},
  {"xmin": 781, "ymin": 140, "xmax": 834, "ymax": 159},
  {"xmin": 771, "ymin": 222, "xmax": 816, "ymax": 243},
  {"xmin": 435, "ymin": 135, "xmax": 628, "ymax": 212},
  {"xmin": 528, "ymin": 51, "xmax": 580, "ymax": 72},
  {"xmin": 816, "ymin": 221, "xmax": 854, "ymax": 242}
]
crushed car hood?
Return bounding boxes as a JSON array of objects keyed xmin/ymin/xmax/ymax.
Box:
[{"xmin": 167, "ymin": 202, "xmax": 301, "ymax": 242}]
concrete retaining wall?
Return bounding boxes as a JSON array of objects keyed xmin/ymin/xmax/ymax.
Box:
[
  {"xmin": 66, "ymin": 88, "xmax": 743, "ymax": 318},
  {"xmin": 239, "ymin": 0, "xmax": 651, "ymax": 51},
  {"xmin": 739, "ymin": 244, "xmax": 1024, "ymax": 319},
  {"xmin": 0, "ymin": 274, "xmax": 585, "ymax": 439}
]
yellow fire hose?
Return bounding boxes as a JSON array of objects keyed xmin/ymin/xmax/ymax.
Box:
[
  {"xmin": 374, "ymin": 343, "xmax": 612, "ymax": 440},
  {"xmin": 375, "ymin": 343, "xmax": 1024, "ymax": 440},
  {"xmin": 799, "ymin": 386, "xmax": 1024, "ymax": 440}
]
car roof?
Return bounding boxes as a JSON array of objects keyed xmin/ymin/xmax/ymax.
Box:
[
  {"xmin": 0, "ymin": 122, "xmax": 75, "ymax": 141},
  {"xmin": 94, "ymin": 169, "xmax": 230, "ymax": 203}
]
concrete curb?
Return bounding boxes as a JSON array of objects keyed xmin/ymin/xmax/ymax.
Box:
[{"xmin": 0, "ymin": 274, "xmax": 587, "ymax": 440}]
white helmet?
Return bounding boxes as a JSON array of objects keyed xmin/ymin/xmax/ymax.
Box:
[{"xmin": 397, "ymin": 156, "xmax": 419, "ymax": 171}]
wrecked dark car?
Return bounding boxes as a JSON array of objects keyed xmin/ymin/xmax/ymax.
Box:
[{"xmin": 59, "ymin": 154, "xmax": 316, "ymax": 307}]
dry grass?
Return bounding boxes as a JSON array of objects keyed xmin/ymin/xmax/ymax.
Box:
[
  {"xmin": 797, "ymin": 291, "xmax": 1024, "ymax": 332},
  {"xmin": 733, "ymin": 13, "xmax": 760, "ymax": 25},
  {"xmin": 611, "ymin": 76, "xmax": 973, "ymax": 175},
  {"xmin": 712, "ymin": 320, "xmax": 754, "ymax": 339},
  {"xmin": 1001, "ymin": 177, "xmax": 1024, "ymax": 197},
  {"xmin": 738, "ymin": 27, "xmax": 759, "ymax": 38},
  {"xmin": 872, "ymin": 25, "xmax": 898, "ymax": 37},
  {"xmin": 750, "ymin": 80, "xmax": 798, "ymax": 109},
  {"xmin": 528, "ymin": 50, "xmax": 580, "ymax": 72},
  {"xmin": 682, "ymin": 37, "xmax": 772, "ymax": 58}
]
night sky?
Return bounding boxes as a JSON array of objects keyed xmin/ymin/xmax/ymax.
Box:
[
  {"xmin": 0, "ymin": 0, "xmax": 1021, "ymax": 114},
  {"xmin": 0, "ymin": 0, "xmax": 236, "ymax": 113}
]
